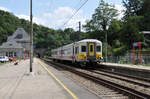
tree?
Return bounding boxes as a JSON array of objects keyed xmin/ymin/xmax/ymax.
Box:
[
  {"xmin": 139, "ymin": 0, "xmax": 150, "ymax": 31},
  {"xmin": 122, "ymin": 0, "xmax": 143, "ymax": 20},
  {"xmin": 120, "ymin": 21, "xmax": 144, "ymax": 49},
  {"xmin": 107, "ymin": 19, "xmax": 122, "ymax": 45},
  {"xmin": 83, "ymin": 0, "xmax": 118, "ymax": 32}
]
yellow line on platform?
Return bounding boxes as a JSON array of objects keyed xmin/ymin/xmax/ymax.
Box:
[{"xmin": 38, "ymin": 60, "xmax": 78, "ymax": 99}]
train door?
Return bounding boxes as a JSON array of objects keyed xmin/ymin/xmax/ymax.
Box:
[
  {"xmin": 89, "ymin": 43, "xmax": 94, "ymax": 56},
  {"xmin": 75, "ymin": 46, "xmax": 79, "ymax": 61},
  {"xmin": 72, "ymin": 45, "xmax": 75, "ymax": 62},
  {"xmin": 87, "ymin": 42, "xmax": 96, "ymax": 61}
]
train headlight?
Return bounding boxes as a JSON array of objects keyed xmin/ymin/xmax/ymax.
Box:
[{"xmin": 96, "ymin": 53, "xmax": 102, "ymax": 59}]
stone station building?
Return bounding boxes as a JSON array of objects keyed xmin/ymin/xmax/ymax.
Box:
[{"xmin": 0, "ymin": 28, "xmax": 30, "ymax": 58}]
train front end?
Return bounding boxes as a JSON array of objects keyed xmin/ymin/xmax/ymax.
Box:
[{"xmin": 76, "ymin": 39, "xmax": 103, "ymax": 65}]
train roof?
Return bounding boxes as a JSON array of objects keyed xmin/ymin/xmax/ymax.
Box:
[
  {"xmin": 51, "ymin": 39, "xmax": 102, "ymax": 51},
  {"xmin": 76, "ymin": 39, "xmax": 102, "ymax": 44}
]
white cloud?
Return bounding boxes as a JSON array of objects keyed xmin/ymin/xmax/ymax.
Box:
[
  {"xmin": 16, "ymin": 14, "xmax": 29, "ymax": 20},
  {"xmin": 43, "ymin": 13, "xmax": 51, "ymax": 17},
  {"xmin": 14, "ymin": 6, "xmax": 87, "ymax": 30},
  {"xmin": 16, "ymin": 14, "xmax": 46, "ymax": 25},
  {"xmin": 48, "ymin": 7, "xmax": 87, "ymax": 30},
  {"xmin": 0, "ymin": 6, "xmax": 10, "ymax": 12},
  {"xmin": 114, "ymin": 4, "xmax": 125, "ymax": 20}
]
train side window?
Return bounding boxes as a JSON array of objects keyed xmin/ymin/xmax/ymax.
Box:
[
  {"xmin": 96, "ymin": 46, "xmax": 101, "ymax": 52},
  {"xmin": 81, "ymin": 46, "xmax": 86, "ymax": 52},
  {"xmin": 75, "ymin": 47, "xmax": 78, "ymax": 54}
]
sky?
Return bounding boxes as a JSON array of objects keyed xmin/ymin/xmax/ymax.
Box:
[{"xmin": 0, "ymin": 0, "xmax": 124, "ymax": 30}]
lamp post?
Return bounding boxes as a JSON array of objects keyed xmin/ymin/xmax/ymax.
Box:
[{"xmin": 30, "ymin": 0, "xmax": 33, "ymax": 72}]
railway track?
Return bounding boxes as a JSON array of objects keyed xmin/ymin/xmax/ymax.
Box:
[
  {"xmin": 90, "ymin": 70, "xmax": 150, "ymax": 88},
  {"xmin": 43, "ymin": 59, "xmax": 150, "ymax": 99},
  {"xmin": 96, "ymin": 68, "xmax": 150, "ymax": 82}
]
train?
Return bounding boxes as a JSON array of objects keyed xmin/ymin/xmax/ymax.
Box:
[{"xmin": 51, "ymin": 39, "xmax": 103, "ymax": 66}]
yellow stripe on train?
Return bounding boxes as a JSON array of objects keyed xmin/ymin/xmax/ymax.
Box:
[
  {"xmin": 77, "ymin": 53, "xmax": 87, "ymax": 60},
  {"xmin": 96, "ymin": 53, "xmax": 102, "ymax": 60},
  {"xmin": 77, "ymin": 53, "xmax": 102, "ymax": 60}
]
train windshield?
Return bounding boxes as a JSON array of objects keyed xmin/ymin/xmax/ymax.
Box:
[
  {"xmin": 81, "ymin": 46, "xmax": 86, "ymax": 52},
  {"xmin": 96, "ymin": 46, "xmax": 101, "ymax": 52}
]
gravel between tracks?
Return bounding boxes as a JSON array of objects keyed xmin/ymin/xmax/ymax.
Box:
[
  {"xmin": 61, "ymin": 70, "xmax": 128, "ymax": 99},
  {"xmin": 47, "ymin": 62, "xmax": 129, "ymax": 99},
  {"xmin": 44, "ymin": 60, "xmax": 150, "ymax": 99}
]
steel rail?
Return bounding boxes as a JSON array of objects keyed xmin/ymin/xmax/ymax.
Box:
[
  {"xmin": 97, "ymin": 68, "xmax": 150, "ymax": 82},
  {"xmin": 90, "ymin": 70, "xmax": 150, "ymax": 88},
  {"xmin": 43, "ymin": 59, "xmax": 150, "ymax": 99}
]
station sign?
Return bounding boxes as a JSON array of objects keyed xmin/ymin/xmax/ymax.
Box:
[
  {"xmin": 133, "ymin": 42, "xmax": 138, "ymax": 47},
  {"xmin": 133, "ymin": 42, "xmax": 141, "ymax": 47}
]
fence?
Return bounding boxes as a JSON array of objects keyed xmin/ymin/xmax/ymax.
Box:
[{"xmin": 104, "ymin": 55, "xmax": 150, "ymax": 65}]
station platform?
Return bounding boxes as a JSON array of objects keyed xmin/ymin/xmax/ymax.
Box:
[
  {"xmin": 100, "ymin": 62, "xmax": 150, "ymax": 79},
  {"xmin": 0, "ymin": 58, "xmax": 101, "ymax": 99},
  {"xmin": 101, "ymin": 62, "xmax": 150, "ymax": 71}
]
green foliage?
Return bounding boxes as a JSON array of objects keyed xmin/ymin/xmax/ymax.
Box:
[
  {"xmin": 0, "ymin": 10, "xmax": 21, "ymax": 44},
  {"xmin": 0, "ymin": 0, "xmax": 150, "ymax": 58},
  {"xmin": 107, "ymin": 20, "xmax": 122, "ymax": 45},
  {"xmin": 122, "ymin": 0, "xmax": 150, "ymax": 31},
  {"xmin": 83, "ymin": 0, "xmax": 118, "ymax": 32},
  {"xmin": 120, "ymin": 21, "xmax": 144, "ymax": 49},
  {"xmin": 113, "ymin": 46, "xmax": 127, "ymax": 56},
  {"xmin": 0, "ymin": 10, "xmax": 75, "ymax": 56},
  {"xmin": 102, "ymin": 42, "xmax": 112, "ymax": 56},
  {"xmin": 122, "ymin": 0, "xmax": 143, "ymax": 20}
]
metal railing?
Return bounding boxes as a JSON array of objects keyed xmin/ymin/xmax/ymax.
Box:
[{"xmin": 103, "ymin": 56, "xmax": 150, "ymax": 65}]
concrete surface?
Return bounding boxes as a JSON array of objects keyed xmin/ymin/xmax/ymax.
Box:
[
  {"xmin": 101, "ymin": 62, "xmax": 150, "ymax": 71},
  {"xmin": 41, "ymin": 59, "xmax": 102, "ymax": 99},
  {"xmin": 0, "ymin": 59, "xmax": 68, "ymax": 99},
  {"xmin": 0, "ymin": 59, "xmax": 102, "ymax": 99}
]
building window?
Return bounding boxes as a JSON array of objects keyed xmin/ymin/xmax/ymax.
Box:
[
  {"xmin": 15, "ymin": 34, "xmax": 23, "ymax": 39},
  {"xmin": 14, "ymin": 52, "xmax": 17, "ymax": 57},
  {"xmin": 81, "ymin": 46, "xmax": 86, "ymax": 52},
  {"xmin": 9, "ymin": 44, "xmax": 12, "ymax": 46},
  {"xmin": 6, "ymin": 52, "xmax": 8, "ymax": 56}
]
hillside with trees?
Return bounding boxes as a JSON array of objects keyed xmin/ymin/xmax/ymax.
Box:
[
  {"xmin": 0, "ymin": 10, "xmax": 82, "ymax": 56},
  {"xmin": 83, "ymin": 0, "xmax": 150, "ymax": 56},
  {"xmin": 0, "ymin": 0, "xmax": 150, "ymax": 57}
]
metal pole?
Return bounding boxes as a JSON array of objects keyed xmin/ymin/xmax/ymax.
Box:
[
  {"xmin": 79, "ymin": 21, "xmax": 81, "ymax": 33},
  {"xmin": 105, "ymin": 31, "xmax": 107, "ymax": 62},
  {"xmin": 30, "ymin": 0, "xmax": 33, "ymax": 72}
]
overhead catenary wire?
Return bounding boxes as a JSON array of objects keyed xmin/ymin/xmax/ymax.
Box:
[{"xmin": 59, "ymin": 0, "xmax": 88, "ymax": 29}]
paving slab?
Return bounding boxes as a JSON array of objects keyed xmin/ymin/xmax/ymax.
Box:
[
  {"xmin": 0, "ymin": 59, "xmax": 68, "ymax": 99},
  {"xmin": 0, "ymin": 59, "xmax": 102, "ymax": 99}
]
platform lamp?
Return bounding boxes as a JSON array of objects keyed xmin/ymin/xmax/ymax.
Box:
[{"xmin": 30, "ymin": 0, "xmax": 33, "ymax": 72}]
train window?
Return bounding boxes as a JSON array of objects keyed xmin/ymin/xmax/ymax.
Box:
[
  {"xmin": 81, "ymin": 46, "xmax": 86, "ymax": 52},
  {"xmin": 75, "ymin": 47, "xmax": 78, "ymax": 54},
  {"xmin": 90, "ymin": 45, "xmax": 93, "ymax": 52},
  {"xmin": 97, "ymin": 46, "xmax": 101, "ymax": 52}
]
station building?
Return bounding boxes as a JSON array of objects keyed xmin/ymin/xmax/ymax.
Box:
[{"xmin": 0, "ymin": 28, "xmax": 30, "ymax": 58}]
